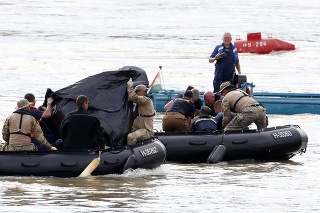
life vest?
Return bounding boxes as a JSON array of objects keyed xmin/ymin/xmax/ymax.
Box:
[
  {"xmin": 9, "ymin": 112, "xmax": 31, "ymax": 138},
  {"xmin": 193, "ymin": 118, "xmax": 217, "ymax": 132},
  {"xmin": 29, "ymin": 105, "xmax": 38, "ymax": 137},
  {"xmin": 231, "ymin": 89, "xmax": 249, "ymax": 111}
]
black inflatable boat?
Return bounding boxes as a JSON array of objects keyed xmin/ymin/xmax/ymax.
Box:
[
  {"xmin": 155, "ymin": 125, "xmax": 308, "ymax": 163},
  {"xmin": 0, "ymin": 68, "xmax": 165, "ymax": 177},
  {"xmin": 0, "ymin": 138, "xmax": 166, "ymax": 177}
]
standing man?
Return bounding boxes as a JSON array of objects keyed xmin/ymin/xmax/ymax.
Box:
[
  {"xmin": 209, "ymin": 32, "xmax": 241, "ymax": 92},
  {"xmin": 2, "ymin": 99, "xmax": 57, "ymax": 151},
  {"xmin": 219, "ymin": 81, "xmax": 267, "ymax": 131},
  {"xmin": 59, "ymin": 95, "xmax": 105, "ymax": 150},
  {"xmin": 162, "ymin": 90, "xmax": 195, "ymax": 132},
  {"xmin": 127, "ymin": 79, "xmax": 155, "ymax": 146}
]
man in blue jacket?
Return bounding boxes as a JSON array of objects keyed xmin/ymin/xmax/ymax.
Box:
[
  {"xmin": 191, "ymin": 106, "xmax": 217, "ymax": 132},
  {"xmin": 209, "ymin": 32, "xmax": 241, "ymax": 92}
]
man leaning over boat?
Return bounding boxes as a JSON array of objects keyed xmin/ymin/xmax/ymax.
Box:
[
  {"xmin": 191, "ymin": 106, "xmax": 217, "ymax": 132},
  {"xmin": 219, "ymin": 81, "xmax": 267, "ymax": 131},
  {"xmin": 162, "ymin": 90, "xmax": 195, "ymax": 132},
  {"xmin": 127, "ymin": 79, "xmax": 155, "ymax": 146},
  {"xmin": 1, "ymin": 99, "xmax": 57, "ymax": 151}
]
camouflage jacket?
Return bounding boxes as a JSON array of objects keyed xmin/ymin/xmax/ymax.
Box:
[
  {"xmin": 2, "ymin": 110, "xmax": 53, "ymax": 149},
  {"xmin": 127, "ymin": 86, "xmax": 154, "ymax": 133}
]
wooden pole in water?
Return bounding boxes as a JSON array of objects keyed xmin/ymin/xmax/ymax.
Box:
[{"xmin": 79, "ymin": 151, "xmax": 102, "ymax": 177}]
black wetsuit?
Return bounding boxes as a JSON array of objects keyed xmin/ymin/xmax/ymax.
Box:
[{"xmin": 60, "ymin": 107, "xmax": 105, "ymax": 149}]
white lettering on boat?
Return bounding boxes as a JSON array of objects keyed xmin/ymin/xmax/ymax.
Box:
[
  {"xmin": 140, "ymin": 147, "xmax": 158, "ymax": 157},
  {"xmin": 272, "ymin": 130, "xmax": 293, "ymax": 139},
  {"xmin": 241, "ymin": 41, "xmax": 267, "ymax": 48}
]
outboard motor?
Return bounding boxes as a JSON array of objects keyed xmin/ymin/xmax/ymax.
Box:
[
  {"xmin": 231, "ymin": 73, "xmax": 247, "ymax": 89},
  {"xmin": 119, "ymin": 66, "xmax": 149, "ymax": 87}
]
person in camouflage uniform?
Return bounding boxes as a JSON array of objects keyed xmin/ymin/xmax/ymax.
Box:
[
  {"xmin": 1, "ymin": 99, "xmax": 57, "ymax": 151},
  {"xmin": 127, "ymin": 80, "xmax": 155, "ymax": 146},
  {"xmin": 219, "ymin": 81, "xmax": 267, "ymax": 131}
]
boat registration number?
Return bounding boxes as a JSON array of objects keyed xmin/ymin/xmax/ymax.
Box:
[
  {"xmin": 242, "ymin": 41, "xmax": 267, "ymax": 47},
  {"xmin": 271, "ymin": 130, "xmax": 293, "ymax": 139},
  {"xmin": 140, "ymin": 146, "xmax": 158, "ymax": 158}
]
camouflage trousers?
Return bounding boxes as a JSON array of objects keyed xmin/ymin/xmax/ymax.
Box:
[
  {"xmin": 225, "ymin": 106, "xmax": 267, "ymax": 131},
  {"xmin": 127, "ymin": 129, "xmax": 154, "ymax": 146},
  {"xmin": 1, "ymin": 143, "xmax": 38, "ymax": 151}
]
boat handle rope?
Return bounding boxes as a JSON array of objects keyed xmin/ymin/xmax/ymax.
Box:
[
  {"xmin": 189, "ymin": 141, "xmax": 207, "ymax": 146},
  {"xmin": 232, "ymin": 140, "xmax": 248, "ymax": 144},
  {"xmin": 60, "ymin": 162, "xmax": 79, "ymax": 167},
  {"xmin": 21, "ymin": 162, "xmax": 40, "ymax": 167},
  {"xmin": 103, "ymin": 158, "xmax": 120, "ymax": 165}
]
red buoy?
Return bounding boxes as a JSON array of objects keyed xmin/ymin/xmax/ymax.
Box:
[{"xmin": 234, "ymin": 32, "xmax": 295, "ymax": 54}]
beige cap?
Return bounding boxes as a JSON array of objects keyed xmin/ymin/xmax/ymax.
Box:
[
  {"xmin": 196, "ymin": 106, "xmax": 212, "ymax": 117},
  {"xmin": 219, "ymin": 81, "xmax": 233, "ymax": 93},
  {"xmin": 134, "ymin": 84, "xmax": 148, "ymax": 92},
  {"xmin": 17, "ymin": 99, "xmax": 31, "ymax": 109}
]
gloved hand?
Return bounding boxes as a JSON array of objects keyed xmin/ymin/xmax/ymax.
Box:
[
  {"xmin": 127, "ymin": 78, "xmax": 133, "ymax": 87},
  {"xmin": 51, "ymin": 146, "xmax": 57, "ymax": 151},
  {"xmin": 47, "ymin": 97, "xmax": 54, "ymax": 104}
]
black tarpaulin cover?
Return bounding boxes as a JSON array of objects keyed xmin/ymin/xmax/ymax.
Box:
[{"xmin": 42, "ymin": 69, "xmax": 142, "ymax": 147}]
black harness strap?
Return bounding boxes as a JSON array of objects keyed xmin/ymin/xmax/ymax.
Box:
[
  {"xmin": 175, "ymin": 98, "xmax": 190, "ymax": 103},
  {"xmin": 137, "ymin": 112, "xmax": 155, "ymax": 117},
  {"xmin": 133, "ymin": 103, "xmax": 155, "ymax": 118},
  {"xmin": 133, "ymin": 103, "xmax": 139, "ymax": 119},
  {"xmin": 232, "ymin": 90, "xmax": 249, "ymax": 110},
  {"xmin": 9, "ymin": 114, "xmax": 31, "ymax": 138}
]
